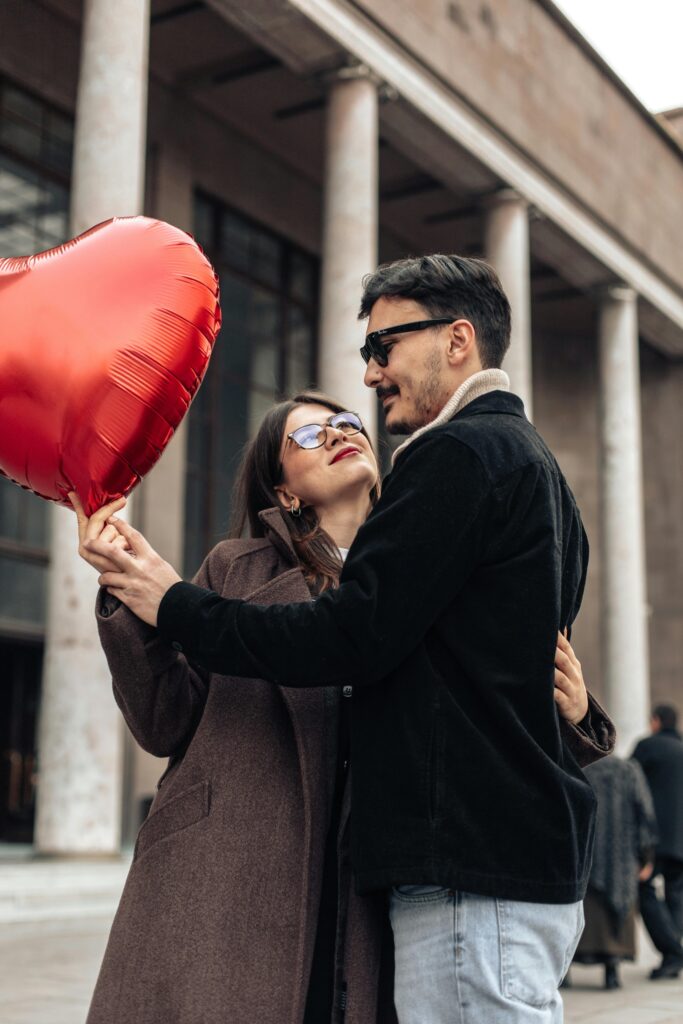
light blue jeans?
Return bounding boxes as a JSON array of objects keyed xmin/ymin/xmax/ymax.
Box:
[{"xmin": 389, "ymin": 885, "xmax": 584, "ymax": 1024}]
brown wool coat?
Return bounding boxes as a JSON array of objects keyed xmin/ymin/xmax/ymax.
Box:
[
  {"xmin": 87, "ymin": 508, "xmax": 390, "ymax": 1024},
  {"xmin": 86, "ymin": 507, "xmax": 613, "ymax": 1024}
]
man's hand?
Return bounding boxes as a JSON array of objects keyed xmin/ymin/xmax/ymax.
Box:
[
  {"xmin": 70, "ymin": 491, "xmax": 129, "ymax": 575},
  {"xmin": 554, "ymin": 631, "xmax": 589, "ymax": 725},
  {"xmin": 85, "ymin": 517, "xmax": 182, "ymax": 626}
]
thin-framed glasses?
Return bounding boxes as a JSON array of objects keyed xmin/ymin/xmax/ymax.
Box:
[
  {"xmin": 287, "ymin": 411, "xmax": 364, "ymax": 450},
  {"xmin": 360, "ymin": 318, "xmax": 454, "ymax": 367}
]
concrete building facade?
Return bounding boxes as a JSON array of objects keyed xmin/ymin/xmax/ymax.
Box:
[{"xmin": 0, "ymin": 0, "xmax": 681, "ymax": 853}]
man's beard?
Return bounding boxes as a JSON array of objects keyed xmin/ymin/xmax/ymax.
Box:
[
  {"xmin": 382, "ymin": 351, "xmax": 446, "ymax": 435},
  {"xmin": 386, "ymin": 412, "xmax": 416, "ymax": 436}
]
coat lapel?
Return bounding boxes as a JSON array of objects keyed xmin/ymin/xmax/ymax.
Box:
[{"xmin": 249, "ymin": 510, "xmax": 331, "ymax": 892}]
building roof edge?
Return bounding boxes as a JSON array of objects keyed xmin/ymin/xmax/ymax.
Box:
[{"xmin": 536, "ymin": 0, "xmax": 683, "ymax": 160}]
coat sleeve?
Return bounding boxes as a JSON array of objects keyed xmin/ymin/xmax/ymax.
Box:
[
  {"xmin": 157, "ymin": 434, "xmax": 492, "ymax": 686},
  {"xmin": 97, "ymin": 550, "xmax": 219, "ymax": 757},
  {"xmin": 628, "ymin": 757, "xmax": 659, "ymax": 860},
  {"xmin": 559, "ymin": 691, "xmax": 616, "ymax": 768}
]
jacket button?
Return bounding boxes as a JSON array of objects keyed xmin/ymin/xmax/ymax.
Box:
[
  {"xmin": 100, "ymin": 605, "xmax": 109, "ymax": 618},
  {"xmin": 171, "ymin": 641, "xmax": 183, "ymax": 652},
  {"xmin": 342, "ymin": 685, "xmax": 353, "ymax": 698}
]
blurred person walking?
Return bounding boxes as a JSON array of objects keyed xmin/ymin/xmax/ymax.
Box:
[
  {"xmin": 632, "ymin": 704, "xmax": 683, "ymax": 980},
  {"xmin": 570, "ymin": 756, "xmax": 657, "ymax": 990}
]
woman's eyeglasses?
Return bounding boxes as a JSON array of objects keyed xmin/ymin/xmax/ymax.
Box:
[
  {"xmin": 287, "ymin": 411, "xmax": 363, "ymax": 450},
  {"xmin": 360, "ymin": 318, "xmax": 454, "ymax": 367}
]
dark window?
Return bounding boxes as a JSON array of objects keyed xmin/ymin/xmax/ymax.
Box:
[
  {"xmin": 0, "ymin": 78, "xmax": 72, "ymax": 638},
  {"xmin": 184, "ymin": 193, "xmax": 319, "ymax": 574},
  {"xmin": 0, "ymin": 639, "xmax": 42, "ymax": 842}
]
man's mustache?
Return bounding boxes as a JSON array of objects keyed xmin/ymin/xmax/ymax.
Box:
[{"xmin": 376, "ymin": 386, "xmax": 399, "ymax": 401}]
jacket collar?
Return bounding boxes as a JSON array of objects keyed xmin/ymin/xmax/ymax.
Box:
[
  {"xmin": 453, "ymin": 389, "xmax": 527, "ymax": 419},
  {"xmin": 257, "ymin": 507, "xmax": 299, "ymax": 565},
  {"xmin": 391, "ymin": 368, "xmax": 511, "ymax": 464}
]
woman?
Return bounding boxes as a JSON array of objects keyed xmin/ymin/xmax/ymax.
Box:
[
  {"xmin": 74, "ymin": 392, "xmax": 610, "ymax": 1024},
  {"xmin": 570, "ymin": 755, "xmax": 657, "ymax": 990}
]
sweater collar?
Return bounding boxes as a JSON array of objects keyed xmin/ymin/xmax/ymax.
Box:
[{"xmin": 391, "ymin": 368, "xmax": 510, "ymax": 465}]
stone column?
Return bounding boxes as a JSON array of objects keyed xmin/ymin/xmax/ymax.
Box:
[
  {"xmin": 121, "ymin": 144, "xmax": 194, "ymax": 845},
  {"xmin": 598, "ymin": 286, "xmax": 650, "ymax": 755},
  {"xmin": 136, "ymin": 144, "xmax": 193, "ymax": 569},
  {"xmin": 484, "ymin": 190, "xmax": 533, "ymax": 419},
  {"xmin": 34, "ymin": 0, "xmax": 150, "ymax": 855},
  {"xmin": 319, "ymin": 66, "xmax": 378, "ymax": 439}
]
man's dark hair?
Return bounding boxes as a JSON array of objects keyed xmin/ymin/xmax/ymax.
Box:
[
  {"xmin": 358, "ymin": 254, "xmax": 512, "ymax": 369},
  {"xmin": 652, "ymin": 704, "xmax": 678, "ymax": 730}
]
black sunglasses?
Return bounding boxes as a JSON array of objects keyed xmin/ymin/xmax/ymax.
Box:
[{"xmin": 360, "ymin": 318, "xmax": 454, "ymax": 367}]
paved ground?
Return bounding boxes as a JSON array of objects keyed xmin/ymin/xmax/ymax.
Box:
[
  {"xmin": 562, "ymin": 951, "xmax": 683, "ymax": 1024},
  {"xmin": 0, "ymin": 917, "xmax": 109, "ymax": 1024},
  {"xmin": 0, "ymin": 858, "xmax": 681, "ymax": 1023},
  {"xmin": 1, "ymin": 916, "xmax": 681, "ymax": 1024}
]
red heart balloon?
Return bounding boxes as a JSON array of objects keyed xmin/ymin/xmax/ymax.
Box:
[{"xmin": 0, "ymin": 216, "xmax": 221, "ymax": 515}]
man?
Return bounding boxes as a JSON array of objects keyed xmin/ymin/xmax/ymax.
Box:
[
  {"xmin": 632, "ymin": 704, "xmax": 683, "ymax": 980},
  {"xmin": 91, "ymin": 255, "xmax": 613, "ymax": 1022}
]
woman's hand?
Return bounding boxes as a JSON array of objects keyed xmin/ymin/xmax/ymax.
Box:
[
  {"xmin": 554, "ymin": 631, "xmax": 589, "ymax": 725},
  {"xmin": 70, "ymin": 491, "xmax": 129, "ymax": 575}
]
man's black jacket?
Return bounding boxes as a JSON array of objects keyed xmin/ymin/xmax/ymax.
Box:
[
  {"xmin": 632, "ymin": 729, "xmax": 683, "ymax": 860},
  {"xmin": 159, "ymin": 391, "xmax": 596, "ymax": 902}
]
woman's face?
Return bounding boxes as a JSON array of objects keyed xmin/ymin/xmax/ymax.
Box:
[{"xmin": 277, "ymin": 403, "xmax": 378, "ymax": 514}]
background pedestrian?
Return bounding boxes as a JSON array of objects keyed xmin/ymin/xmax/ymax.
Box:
[
  {"xmin": 571, "ymin": 756, "xmax": 657, "ymax": 989},
  {"xmin": 632, "ymin": 704, "xmax": 683, "ymax": 979}
]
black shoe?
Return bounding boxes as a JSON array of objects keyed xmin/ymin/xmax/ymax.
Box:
[
  {"xmin": 649, "ymin": 953, "xmax": 683, "ymax": 980},
  {"xmin": 604, "ymin": 962, "xmax": 621, "ymax": 989}
]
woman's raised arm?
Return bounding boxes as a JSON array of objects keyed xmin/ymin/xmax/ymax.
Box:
[{"xmin": 72, "ymin": 492, "xmax": 210, "ymax": 757}]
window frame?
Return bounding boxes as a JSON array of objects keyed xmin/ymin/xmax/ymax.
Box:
[
  {"xmin": 0, "ymin": 77, "xmax": 74, "ymax": 634},
  {"xmin": 184, "ymin": 191, "xmax": 320, "ymax": 572}
]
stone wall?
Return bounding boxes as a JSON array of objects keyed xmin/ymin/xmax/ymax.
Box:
[
  {"xmin": 641, "ymin": 349, "xmax": 683, "ymax": 710},
  {"xmin": 533, "ymin": 302, "xmax": 683, "ymax": 719},
  {"xmin": 356, "ymin": 0, "xmax": 683, "ymax": 294},
  {"xmin": 532, "ymin": 307, "xmax": 603, "ymax": 702}
]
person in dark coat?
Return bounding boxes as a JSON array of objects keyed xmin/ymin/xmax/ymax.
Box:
[
  {"xmin": 632, "ymin": 704, "xmax": 683, "ymax": 979},
  {"xmin": 571, "ymin": 756, "xmax": 657, "ymax": 989},
  {"xmin": 88, "ymin": 255, "xmax": 617, "ymax": 1023},
  {"xmin": 74, "ymin": 390, "xmax": 611, "ymax": 1024}
]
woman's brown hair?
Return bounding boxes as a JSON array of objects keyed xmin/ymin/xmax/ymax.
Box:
[{"xmin": 230, "ymin": 392, "xmax": 380, "ymax": 593}]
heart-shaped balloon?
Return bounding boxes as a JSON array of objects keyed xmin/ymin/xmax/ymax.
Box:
[{"xmin": 0, "ymin": 216, "xmax": 221, "ymax": 515}]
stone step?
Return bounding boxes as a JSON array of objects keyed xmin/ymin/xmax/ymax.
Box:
[{"xmin": 0, "ymin": 857, "xmax": 130, "ymax": 923}]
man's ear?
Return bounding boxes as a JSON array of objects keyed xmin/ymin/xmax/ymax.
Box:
[{"xmin": 446, "ymin": 319, "xmax": 477, "ymax": 367}]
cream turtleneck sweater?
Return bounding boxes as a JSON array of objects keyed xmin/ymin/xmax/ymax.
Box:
[{"xmin": 391, "ymin": 368, "xmax": 510, "ymax": 465}]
